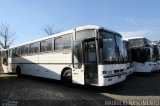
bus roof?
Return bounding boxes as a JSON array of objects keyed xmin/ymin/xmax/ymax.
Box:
[
  {"xmin": 123, "ymin": 37, "xmax": 145, "ymax": 41},
  {"xmin": 10, "ymin": 25, "xmax": 120, "ymax": 49}
]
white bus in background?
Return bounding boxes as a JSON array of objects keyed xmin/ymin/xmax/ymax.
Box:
[
  {"xmin": 8, "ymin": 25, "xmax": 128, "ymax": 86},
  {"xmin": 123, "ymin": 40, "xmax": 134, "ymax": 76},
  {"xmin": 0, "ymin": 49, "xmax": 11, "ymax": 73},
  {"xmin": 152, "ymin": 43, "xmax": 160, "ymax": 71},
  {"xmin": 124, "ymin": 37, "xmax": 155, "ymax": 73}
]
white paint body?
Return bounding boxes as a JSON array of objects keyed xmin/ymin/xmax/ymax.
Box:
[
  {"xmin": 132, "ymin": 62, "xmax": 155, "ymax": 73},
  {"xmin": 98, "ymin": 64, "xmax": 127, "ymax": 86},
  {"xmin": 152, "ymin": 62, "xmax": 157, "ymax": 72},
  {"xmin": 9, "ymin": 51, "xmax": 72, "ymax": 80},
  {"xmin": 155, "ymin": 60, "xmax": 160, "ymax": 71},
  {"xmin": 9, "ymin": 54, "xmax": 128, "ymax": 86},
  {"xmin": 7, "ymin": 25, "xmax": 128, "ymax": 86}
]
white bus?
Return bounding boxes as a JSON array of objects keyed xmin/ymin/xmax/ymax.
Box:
[
  {"xmin": 124, "ymin": 37, "xmax": 155, "ymax": 73},
  {"xmin": 123, "ymin": 40, "xmax": 133, "ymax": 75},
  {"xmin": 8, "ymin": 25, "xmax": 128, "ymax": 86},
  {"xmin": 152, "ymin": 44, "xmax": 160, "ymax": 71}
]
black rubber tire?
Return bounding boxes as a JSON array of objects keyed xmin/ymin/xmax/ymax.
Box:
[
  {"xmin": 16, "ymin": 66, "xmax": 22, "ymax": 78},
  {"xmin": 62, "ymin": 69, "xmax": 72, "ymax": 87}
]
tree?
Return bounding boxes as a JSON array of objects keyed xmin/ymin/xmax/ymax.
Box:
[
  {"xmin": 43, "ymin": 25, "xmax": 60, "ymax": 36},
  {"xmin": 0, "ymin": 23, "xmax": 16, "ymax": 49}
]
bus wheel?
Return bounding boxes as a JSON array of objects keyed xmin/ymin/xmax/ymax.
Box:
[
  {"xmin": 62, "ymin": 69, "xmax": 72, "ymax": 86},
  {"xmin": 16, "ymin": 66, "xmax": 22, "ymax": 78}
]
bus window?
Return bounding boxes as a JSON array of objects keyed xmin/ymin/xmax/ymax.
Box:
[
  {"xmin": 29, "ymin": 44, "xmax": 34, "ymax": 54},
  {"xmin": 9, "ymin": 49, "xmax": 15, "ymax": 57},
  {"xmin": 34, "ymin": 42, "xmax": 40, "ymax": 53},
  {"xmin": 54, "ymin": 34, "xmax": 71, "ymax": 50},
  {"xmin": 41, "ymin": 41, "xmax": 46, "ymax": 52},
  {"xmin": 73, "ymin": 41, "xmax": 82, "ymax": 68},
  {"xmin": 40, "ymin": 39, "xmax": 52, "ymax": 52},
  {"xmin": 15, "ymin": 47, "xmax": 21, "ymax": 56},
  {"xmin": 24, "ymin": 45, "xmax": 29, "ymax": 54},
  {"xmin": 76, "ymin": 29, "xmax": 95, "ymax": 40},
  {"xmin": 29, "ymin": 42, "xmax": 40, "ymax": 54},
  {"xmin": 21, "ymin": 46, "xmax": 25, "ymax": 54},
  {"xmin": 46, "ymin": 39, "xmax": 52, "ymax": 51}
]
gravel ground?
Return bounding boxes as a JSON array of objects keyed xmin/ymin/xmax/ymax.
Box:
[{"xmin": 0, "ymin": 72, "xmax": 160, "ymax": 106}]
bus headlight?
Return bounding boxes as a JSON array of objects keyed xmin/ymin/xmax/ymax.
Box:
[
  {"xmin": 103, "ymin": 71, "xmax": 112, "ymax": 74},
  {"xmin": 103, "ymin": 71, "xmax": 107, "ymax": 74}
]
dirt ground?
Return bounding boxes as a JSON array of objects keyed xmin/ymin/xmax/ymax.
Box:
[{"xmin": 0, "ymin": 72, "xmax": 160, "ymax": 106}]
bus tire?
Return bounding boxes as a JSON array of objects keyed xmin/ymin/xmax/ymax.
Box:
[
  {"xmin": 62, "ymin": 69, "xmax": 72, "ymax": 87},
  {"xmin": 16, "ymin": 66, "xmax": 22, "ymax": 78}
]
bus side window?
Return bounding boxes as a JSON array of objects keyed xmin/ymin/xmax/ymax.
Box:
[
  {"xmin": 41, "ymin": 39, "xmax": 53, "ymax": 52},
  {"xmin": 73, "ymin": 41, "xmax": 82, "ymax": 68},
  {"xmin": 54, "ymin": 34, "xmax": 71, "ymax": 50},
  {"xmin": 34, "ymin": 42, "xmax": 40, "ymax": 53},
  {"xmin": 24, "ymin": 45, "xmax": 29, "ymax": 54},
  {"xmin": 15, "ymin": 47, "xmax": 21, "ymax": 56},
  {"xmin": 30, "ymin": 42, "xmax": 40, "ymax": 54}
]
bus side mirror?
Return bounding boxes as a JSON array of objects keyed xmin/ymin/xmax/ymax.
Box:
[{"xmin": 99, "ymin": 38, "xmax": 103, "ymax": 48}]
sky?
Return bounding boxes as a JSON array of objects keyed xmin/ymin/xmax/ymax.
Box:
[{"xmin": 0, "ymin": 0, "xmax": 160, "ymax": 46}]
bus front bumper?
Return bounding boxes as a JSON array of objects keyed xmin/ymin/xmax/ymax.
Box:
[{"xmin": 98, "ymin": 73, "xmax": 127, "ymax": 86}]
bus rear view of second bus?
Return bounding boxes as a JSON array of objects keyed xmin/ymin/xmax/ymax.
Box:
[{"xmin": 124, "ymin": 37, "xmax": 155, "ymax": 73}]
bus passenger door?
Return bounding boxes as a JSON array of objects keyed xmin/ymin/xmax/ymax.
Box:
[
  {"xmin": 72, "ymin": 40, "xmax": 85, "ymax": 85},
  {"xmin": 83, "ymin": 38, "xmax": 98, "ymax": 85}
]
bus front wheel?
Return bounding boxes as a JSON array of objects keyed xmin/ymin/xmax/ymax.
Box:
[{"xmin": 62, "ymin": 69, "xmax": 72, "ymax": 86}]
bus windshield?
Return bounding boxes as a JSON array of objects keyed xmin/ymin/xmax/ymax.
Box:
[
  {"xmin": 131, "ymin": 47, "xmax": 153, "ymax": 63},
  {"xmin": 128, "ymin": 38, "xmax": 144, "ymax": 47},
  {"xmin": 123, "ymin": 42, "xmax": 128, "ymax": 62},
  {"xmin": 154, "ymin": 45, "xmax": 160, "ymax": 60},
  {"xmin": 144, "ymin": 38, "xmax": 152, "ymax": 46},
  {"xmin": 115, "ymin": 35, "xmax": 125, "ymax": 62},
  {"xmin": 99, "ymin": 30, "xmax": 125, "ymax": 63}
]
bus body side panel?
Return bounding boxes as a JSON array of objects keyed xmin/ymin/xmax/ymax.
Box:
[
  {"xmin": 98, "ymin": 64, "xmax": 127, "ymax": 86},
  {"xmin": 14, "ymin": 54, "xmax": 39, "ymax": 75},
  {"xmin": 132, "ymin": 62, "xmax": 155, "ymax": 72},
  {"xmin": 13, "ymin": 52, "xmax": 72, "ymax": 80},
  {"xmin": 38, "ymin": 52, "xmax": 72, "ymax": 80},
  {"xmin": 152, "ymin": 62, "xmax": 157, "ymax": 72}
]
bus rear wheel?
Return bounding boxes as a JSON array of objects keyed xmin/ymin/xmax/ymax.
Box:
[
  {"xmin": 16, "ymin": 66, "xmax": 22, "ymax": 78},
  {"xmin": 62, "ymin": 69, "xmax": 72, "ymax": 86}
]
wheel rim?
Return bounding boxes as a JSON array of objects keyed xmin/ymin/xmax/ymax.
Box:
[{"xmin": 64, "ymin": 72, "xmax": 72, "ymax": 84}]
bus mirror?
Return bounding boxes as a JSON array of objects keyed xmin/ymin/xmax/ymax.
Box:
[{"xmin": 99, "ymin": 38, "xmax": 103, "ymax": 48}]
